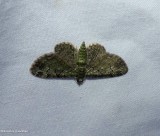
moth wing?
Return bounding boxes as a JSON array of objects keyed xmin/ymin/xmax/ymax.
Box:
[
  {"xmin": 54, "ymin": 42, "xmax": 78, "ymax": 67},
  {"xmin": 86, "ymin": 48, "xmax": 128, "ymax": 77},
  {"xmin": 30, "ymin": 53, "xmax": 77, "ymax": 78},
  {"xmin": 86, "ymin": 43, "xmax": 106, "ymax": 68}
]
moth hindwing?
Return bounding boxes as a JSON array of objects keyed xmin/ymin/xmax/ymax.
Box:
[{"xmin": 30, "ymin": 42, "xmax": 128, "ymax": 85}]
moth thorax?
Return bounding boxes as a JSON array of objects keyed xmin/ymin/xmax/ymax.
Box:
[
  {"xmin": 76, "ymin": 66, "xmax": 86, "ymax": 85},
  {"xmin": 77, "ymin": 66, "xmax": 86, "ymax": 75}
]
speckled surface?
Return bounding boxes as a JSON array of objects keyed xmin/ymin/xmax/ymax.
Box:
[
  {"xmin": 0, "ymin": 0, "xmax": 160, "ymax": 136},
  {"xmin": 30, "ymin": 42, "xmax": 128, "ymax": 85}
]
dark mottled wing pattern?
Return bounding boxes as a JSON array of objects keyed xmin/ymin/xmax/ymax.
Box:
[
  {"xmin": 86, "ymin": 44, "xmax": 128, "ymax": 77},
  {"xmin": 86, "ymin": 43, "xmax": 106, "ymax": 68},
  {"xmin": 30, "ymin": 42, "xmax": 77, "ymax": 78},
  {"xmin": 30, "ymin": 42, "xmax": 128, "ymax": 82},
  {"xmin": 54, "ymin": 42, "xmax": 78, "ymax": 67}
]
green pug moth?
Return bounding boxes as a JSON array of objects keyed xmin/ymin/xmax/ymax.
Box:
[{"xmin": 30, "ymin": 42, "xmax": 128, "ymax": 85}]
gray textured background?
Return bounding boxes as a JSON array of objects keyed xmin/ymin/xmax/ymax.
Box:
[{"xmin": 0, "ymin": 0, "xmax": 160, "ymax": 136}]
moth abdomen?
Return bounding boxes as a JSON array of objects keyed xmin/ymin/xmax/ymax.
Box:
[{"xmin": 77, "ymin": 42, "xmax": 87, "ymax": 65}]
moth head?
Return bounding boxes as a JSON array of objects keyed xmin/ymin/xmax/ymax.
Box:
[{"xmin": 76, "ymin": 78, "xmax": 84, "ymax": 86}]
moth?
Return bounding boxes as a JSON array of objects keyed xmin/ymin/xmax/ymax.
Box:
[{"xmin": 30, "ymin": 42, "xmax": 128, "ymax": 85}]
